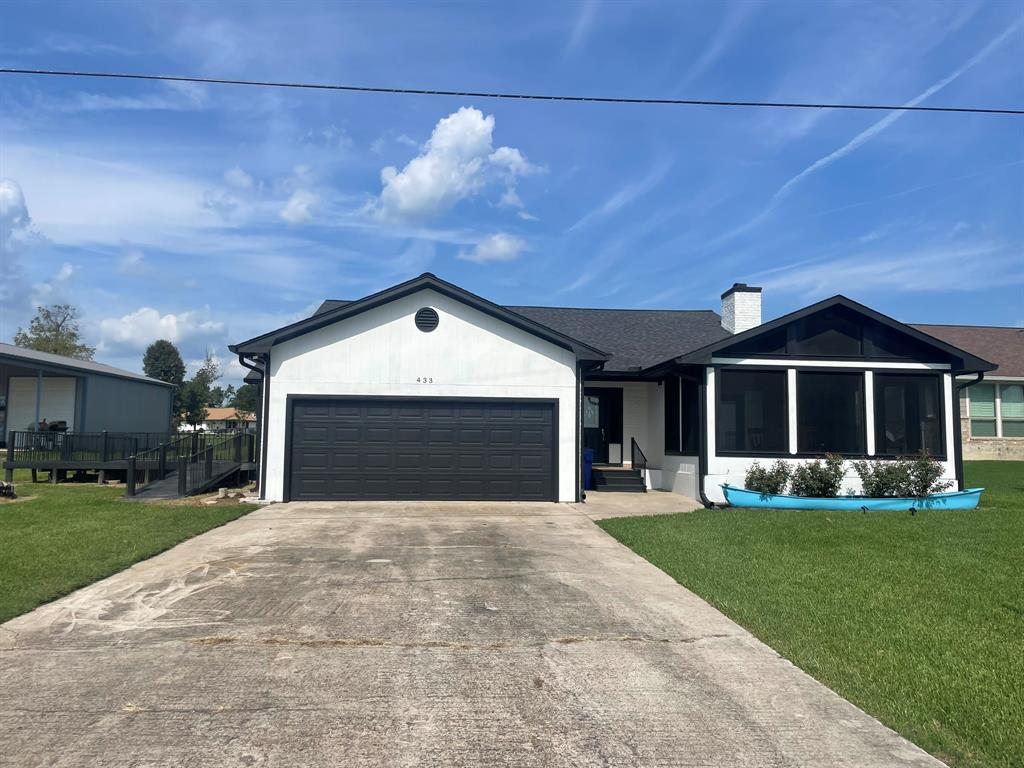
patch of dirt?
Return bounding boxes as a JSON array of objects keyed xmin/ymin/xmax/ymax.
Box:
[{"xmin": 0, "ymin": 495, "xmax": 38, "ymax": 504}]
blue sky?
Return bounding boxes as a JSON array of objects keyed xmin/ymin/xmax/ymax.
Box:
[{"xmin": 1, "ymin": 0, "xmax": 1022, "ymax": 384}]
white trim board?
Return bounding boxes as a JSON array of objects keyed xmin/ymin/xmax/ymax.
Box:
[{"xmin": 712, "ymin": 357, "xmax": 951, "ymax": 370}]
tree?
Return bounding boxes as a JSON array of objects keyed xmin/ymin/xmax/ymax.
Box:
[
  {"xmin": 142, "ymin": 340, "xmax": 186, "ymax": 386},
  {"xmin": 191, "ymin": 351, "xmax": 221, "ymax": 400},
  {"xmin": 208, "ymin": 384, "xmax": 235, "ymax": 408},
  {"xmin": 231, "ymin": 381, "xmax": 260, "ymax": 419},
  {"xmin": 179, "ymin": 380, "xmax": 209, "ymax": 431},
  {"xmin": 14, "ymin": 304, "xmax": 95, "ymax": 360}
]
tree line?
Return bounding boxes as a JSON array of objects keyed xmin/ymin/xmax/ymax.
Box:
[{"xmin": 14, "ymin": 303, "xmax": 258, "ymax": 430}]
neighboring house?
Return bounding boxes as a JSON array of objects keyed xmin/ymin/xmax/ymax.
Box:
[
  {"xmin": 230, "ymin": 273, "xmax": 994, "ymax": 505},
  {"xmin": 195, "ymin": 407, "xmax": 257, "ymax": 432},
  {"xmin": 0, "ymin": 343, "xmax": 175, "ymax": 447},
  {"xmin": 910, "ymin": 325, "xmax": 1024, "ymax": 460}
]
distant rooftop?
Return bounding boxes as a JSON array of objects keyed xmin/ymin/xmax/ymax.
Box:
[
  {"xmin": 910, "ymin": 324, "xmax": 1024, "ymax": 378},
  {"xmin": 0, "ymin": 343, "xmax": 174, "ymax": 387}
]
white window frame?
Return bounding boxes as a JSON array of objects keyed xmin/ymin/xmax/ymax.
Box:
[{"xmin": 966, "ymin": 381, "xmax": 1024, "ymax": 439}]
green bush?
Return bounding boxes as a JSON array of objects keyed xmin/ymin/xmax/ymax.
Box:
[
  {"xmin": 789, "ymin": 454, "xmax": 846, "ymax": 497},
  {"xmin": 744, "ymin": 460, "xmax": 791, "ymax": 495},
  {"xmin": 852, "ymin": 452, "xmax": 953, "ymax": 497}
]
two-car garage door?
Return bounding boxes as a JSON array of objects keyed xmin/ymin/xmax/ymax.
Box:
[{"xmin": 287, "ymin": 398, "xmax": 557, "ymax": 501}]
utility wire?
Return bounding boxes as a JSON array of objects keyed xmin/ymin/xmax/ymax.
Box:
[{"xmin": 1, "ymin": 67, "xmax": 1022, "ymax": 116}]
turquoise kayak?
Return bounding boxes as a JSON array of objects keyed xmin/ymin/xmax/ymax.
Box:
[{"xmin": 721, "ymin": 484, "xmax": 984, "ymax": 511}]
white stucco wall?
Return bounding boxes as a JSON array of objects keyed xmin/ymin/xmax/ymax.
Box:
[
  {"xmin": 584, "ymin": 380, "xmax": 663, "ymax": 471},
  {"xmin": 262, "ymin": 288, "xmax": 579, "ymax": 502},
  {"xmin": 703, "ymin": 366, "xmax": 958, "ymax": 505}
]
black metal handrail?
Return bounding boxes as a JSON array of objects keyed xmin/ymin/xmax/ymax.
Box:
[
  {"xmin": 125, "ymin": 433, "xmax": 193, "ymax": 496},
  {"xmin": 5, "ymin": 430, "xmax": 176, "ymax": 466},
  {"xmin": 630, "ymin": 437, "xmax": 648, "ymax": 476},
  {"xmin": 176, "ymin": 431, "xmax": 255, "ymax": 497}
]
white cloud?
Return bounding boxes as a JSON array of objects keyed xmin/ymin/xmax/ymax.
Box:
[
  {"xmin": 373, "ymin": 107, "xmax": 538, "ymax": 222},
  {"xmin": 98, "ymin": 307, "xmax": 226, "ymax": 353},
  {"xmin": 0, "ymin": 178, "xmax": 31, "ymax": 233},
  {"xmin": 31, "ymin": 262, "xmax": 77, "ymax": 305},
  {"xmin": 200, "ymin": 188, "xmax": 240, "ymax": 219},
  {"xmin": 224, "ymin": 166, "xmax": 254, "ymax": 189},
  {"xmin": 566, "ymin": 0, "xmax": 599, "ymax": 55},
  {"xmin": 118, "ymin": 244, "xmax": 146, "ymax": 273},
  {"xmin": 280, "ymin": 189, "xmax": 319, "ymax": 224},
  {"xmin": 457, "ymin": 233, "xmax": 527, "ymax": 264}
]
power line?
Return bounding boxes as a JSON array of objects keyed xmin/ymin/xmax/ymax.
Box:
[{"xmin": 2, "ymin": 67, "xmax": 1022, "ymax": 116}]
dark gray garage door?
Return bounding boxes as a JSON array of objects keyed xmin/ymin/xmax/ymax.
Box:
[{"xmin": 287, "ymin": 398, "xmax": 557, "ymax": 501}]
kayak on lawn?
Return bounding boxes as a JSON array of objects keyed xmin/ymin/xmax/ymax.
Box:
[{"xmin": 720, "ymin": 484, "xmax": 984, "ymax": 511}]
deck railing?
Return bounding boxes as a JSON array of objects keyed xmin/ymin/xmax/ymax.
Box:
[
  {"xmin": 5, "ymin": 430, "xmax": 176, "ymax": 466},
  {"xmin": 630, "ymin": 437, "xmax": 648, "ymax": 477},
  {"xmin": 177, "ymin": 431, "xmax": 256, "ymax": 497}
]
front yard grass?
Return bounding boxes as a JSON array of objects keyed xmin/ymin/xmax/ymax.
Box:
[
  {"xmin": 0, "ymin": 470, "xmax": 255, "ymax": 624},
  {"xmin": 598, "ymin": 461, "xmax": 1023, "ymax": 768}
]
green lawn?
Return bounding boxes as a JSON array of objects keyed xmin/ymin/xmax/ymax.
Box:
[
  {"xmin": 599, "ymin": 461, "xmax": 1023, "ymax": 768},
  {"xmin": 0, "ymin": 470, "xmax": 255, "ymax": 624}
]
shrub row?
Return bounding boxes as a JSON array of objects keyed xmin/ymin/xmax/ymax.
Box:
[{"xmin": 743, "ymin": 452, "xmax": 952, "ymax": 498}]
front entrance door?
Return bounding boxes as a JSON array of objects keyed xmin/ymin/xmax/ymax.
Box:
[{"xmin": 582, "ymin": 388, "xmax": 623, "ymax": 465}]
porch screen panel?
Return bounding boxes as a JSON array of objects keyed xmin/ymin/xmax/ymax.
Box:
[
  {"xmin": 797, "ymin": 372, "xmax": 866, "ymax": 454},
  {"xmin": 874, "ymin": 374, "xmax": 944, "ymax": 457},
  {"xmin": 663, "ymin": 376, "xmax": 680, "ymax": 453},
  {"xmin": 680, "ymin": 377, "xmax": 700, "ymax": 454},
  {"xmin": 717, "ymin": 369, "xmax": 788, "ymax": 454}
]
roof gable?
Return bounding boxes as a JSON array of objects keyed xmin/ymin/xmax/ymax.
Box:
[
  {"xmin": 231, "ymin": 273, "xmax": 609, "ymax": 361},
  {"xmin": 664, "ymin": 296, "xmax": 996, "ymax": 373}
]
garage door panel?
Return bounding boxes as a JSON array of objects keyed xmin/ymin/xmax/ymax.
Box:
[{"xmin": 289, "ymin": 398, "xmax": 555, "ymax": 501}]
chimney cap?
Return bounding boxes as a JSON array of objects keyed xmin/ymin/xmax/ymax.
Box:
[{"xmin": 721, "ymin": 282, "xmax": 762, "ymax": 300}]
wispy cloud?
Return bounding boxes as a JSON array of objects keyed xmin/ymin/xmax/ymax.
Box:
[
  {"xmin": 712, "ymin": 18, "xmax": 1023, "ymax": 246},
  {"xmin": 679, "ymin": 3, "xmax": 755, "ymax": 87},
  {"xmin": 753, "ymin": 242, "xmax": 1023, "ymax": 299},
  {"xmin": 565, "ymin": 0, "xmax": 599, "ymax": 55},
  {"xmin": 566, "ymin": 159, "xmax": 673, "ymax": 233}
]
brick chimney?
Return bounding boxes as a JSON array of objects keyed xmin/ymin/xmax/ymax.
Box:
[{"xmin": 721, "ymin": 283, "xmax": 762, "ymax": 334}]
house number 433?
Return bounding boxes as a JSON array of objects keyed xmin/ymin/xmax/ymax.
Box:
[{"xmin": 416, "ymin": 376, "xmax": 434, "ymax": 384}]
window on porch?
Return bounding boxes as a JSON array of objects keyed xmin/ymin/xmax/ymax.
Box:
[
  {"xmin": 874, "ymin": 374, "xmax": 943, "ymax": 456},
  {"xmin": 717, "ymin": 369, "xmax": 788, "ymax": 454},
  {"xmin": 797, "ymin": 371, "xmax": 866, "ymax": 454},
  {"xmin": 663, "ymin": 376, "xmax": 700, "ymax": 455}
]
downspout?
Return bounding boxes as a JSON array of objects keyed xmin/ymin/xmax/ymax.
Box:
[
  {"xmin": 953, "ymin": 372, "xmax": 984, "ymax": 492},
  {"xmin": 696, "ymin": 364, "xmax": 715, "ymax": 508}
]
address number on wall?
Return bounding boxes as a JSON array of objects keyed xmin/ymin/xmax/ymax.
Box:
[{"xmin": 416, "ymin": 377, "xmax": 434, "ymax": 384}]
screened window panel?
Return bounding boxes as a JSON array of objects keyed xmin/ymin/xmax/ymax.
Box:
[
  {"xmin": 680, "ymin": 378, "xmax": 700, "ymax": 454},
  {"xmin": 790, "ymin": 307, "xmax": 862, "ymax": 356},
  {"xmin": 797, "ymin": 372, "xmax": 866, "ymax": 454},
  {"xmin": 663, "ymin": 376, "xmax": 680, "ymax": 453},
  {"xmin": 969, "ymin": 384, "xmax": 996, "ymax": 418},
  {"xmin": 717, "ymin": 369, "xmax": 788, "ymax": 453},
  {"xmin": 874, "ymin": 374, "xmax": 944, "ymax": 456}
]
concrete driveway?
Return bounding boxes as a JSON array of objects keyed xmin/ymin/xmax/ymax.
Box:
[{"xmin": 0, "ymin": 499, "xmax": 942, "ymax": 767}]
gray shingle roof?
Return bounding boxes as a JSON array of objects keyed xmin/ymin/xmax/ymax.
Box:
[
  {"xmin": 0, "ymin": 343, "xmax": 174, "ymax": 387},
  {"xmin": 315, "ymin": 299, "xmax": 728, "ymax": 372},
  {"xmin": 507, "ymin": 306, "xmax": 730, "ymax": 371},
  {"xmin": 911, "ymin": 325, "xmax": 1024, "ymax": 378}
]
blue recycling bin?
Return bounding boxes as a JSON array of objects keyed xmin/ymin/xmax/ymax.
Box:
[{"xmin": 583, "ymin": 448, "xmax": 595, "ymax": 491}]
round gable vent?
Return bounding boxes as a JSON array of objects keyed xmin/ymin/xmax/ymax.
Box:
[{"xmin": 414, "ymin": 307, "xmax": 439, "ymax": 332}]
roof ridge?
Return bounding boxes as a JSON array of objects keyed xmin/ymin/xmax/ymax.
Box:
[
  {"xmin": 508, "ymin": 304, "xmax": 719, "ymax": 314},
  {"xmin": 911, "ymin": 322, "xmax": 1022, "ymax": 330}
]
